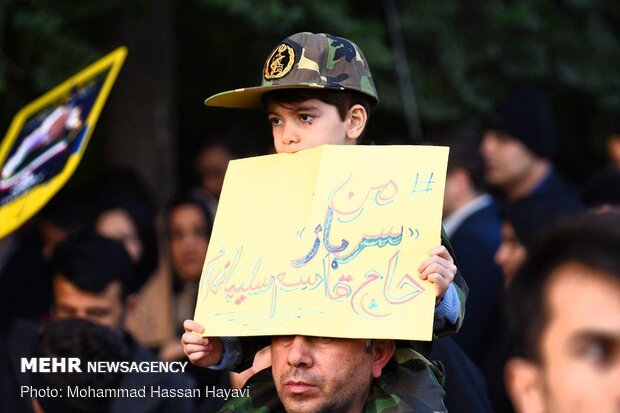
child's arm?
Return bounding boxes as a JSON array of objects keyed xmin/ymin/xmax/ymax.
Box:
[
  {"xmin": 418, "ymin": 245, "xmax": 456, "ymax": 300},
  {"xmin": 418, "ymin": 231, "xmax": 469, "ymax": 336},
  {"xmin": 182, "ymin": 319, "xmax": 269, "ymax": 372},
  {"xmin": 181, "ymin": 319, "xmax": 224, "ymax": 368}
]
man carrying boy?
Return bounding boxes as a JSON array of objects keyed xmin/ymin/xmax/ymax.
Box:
[{"xmin": 183, "ymin": 32, "xmax": 468, "ymax": 412}]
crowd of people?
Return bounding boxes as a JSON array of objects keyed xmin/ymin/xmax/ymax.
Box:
[{"xmin": 1, "ymin": 31, "xmax": 619, "ymax": 413}]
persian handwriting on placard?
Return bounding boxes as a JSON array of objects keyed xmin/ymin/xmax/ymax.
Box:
[
  {"xmin": 199, "ymin": 176, "xmax": 427, "ymax": 321},
  {"xmin": 292, "ymin": 176, "xmax": 402, "ymax": 268},
  {"xmin": 200, "ymin": 246, "xmax": 425, "ymax": 320},
  {"xmin": 328, "ymin": 175, "xmax": 399, "ymax": 217},
  {"xmin": 291, "ymin": 205, "xmax": 403, "ymax": 269}
]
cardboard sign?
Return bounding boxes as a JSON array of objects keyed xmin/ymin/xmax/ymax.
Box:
[
  {"xmin": 0, "ymin": 47, "xmax": 127, "ymax": 238},
  {"xmin": 194, "ymin": 144, "xmax": 448, "ymax": 341}
]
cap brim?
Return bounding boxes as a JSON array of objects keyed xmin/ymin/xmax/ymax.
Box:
[{"xmin": 204, "ymin": 83, "xmax": 338, "ymax": 109}]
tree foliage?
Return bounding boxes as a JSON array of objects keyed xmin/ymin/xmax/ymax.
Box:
[
  {"xmin": 0, "ymin": 0, "xmax": 126, "ymax": 126},
  {"xmin": 2, "ymin": 0, "xmax": 619, "ymax": 179}
]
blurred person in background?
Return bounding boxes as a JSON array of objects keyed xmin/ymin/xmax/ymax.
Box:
[
  {"xmin": 91, "ymin": 165, "xmax": 159, "ymax": 293},
  {"xmin": 162, "ymin": 192, "xmax": 213, "ymax": 353},
  {"xmin": 192, "ymin": 140, "xmax": 233, "ymax": 216},
  {"xmin": 30, "ymin": 318, "xmax": 127, "ymax": 413},
  {"xmin": 90, "ymin": 165, "xmax": 176, "ymax": 351},
  {"xmin": 431, "ymin": 127, "xmax": 503, "ymax": 366},
  {"xmin": 487, "ymin": 194, "xmax": 585, "ymax": 413},
  {"xmin": 2, "ymin": 231, "xmax": 196, "ymax": 413},
  {"xmin": 480, "ymin": 85, "xmax": 583, "ymax": 219},
  {"xmin": 50, "ymin": 230, "xmax": 196, "ymax": 413},
  {"xmin": 504, "ymin": 212, "xmax": 620, "ymax": 413},
  {"xmin": 159, "ymin": 192, "xmax": 231, "ymax": 411}
]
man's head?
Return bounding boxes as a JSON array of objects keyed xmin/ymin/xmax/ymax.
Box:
[
  {"xmin": 193, "ymin": 141, "xmax": 233, "ymax": 202},
  {"xmin": 166, "ymin": 193, "xmax": 213, "ymax": 282},
  {"xmin": 428, "ymin": 128, "xmax": 486, "ymax": 217},
  {"xmin": 270, "ymin": 335, "xmax": 394, "ymax": 413},
  {"xmin": 204, "ymin": 32, "xmax": 376, "ymax": 154},
  {"xmin": 494, "ymin": 219, "xmax": 527, "ymax": 286},
  {"xmin": 480, "ymin": 86, "xmax": 556, "ymax": 199},
  {"xmin": 51, "ymin": 231, "xmax": 135, "ymax": 331},
  {"xmin": 504, "ymin": 212, "xmax": 620, "ymax": 413},
  {"xmin": 31, "ymin": 318, "xmax": 127, "ymax": 413}
]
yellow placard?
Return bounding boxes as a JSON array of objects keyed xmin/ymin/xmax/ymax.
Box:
[
  {"xmin": 0, "ymin": 47, "xmax": 127, "ymax": 239},
  {"xmin": 194, "ymin": 144, "xmax": 448, "ymax": 341}
]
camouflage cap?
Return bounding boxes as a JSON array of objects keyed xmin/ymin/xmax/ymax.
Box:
[{"xmin": 204, "ymin": 32, "xmax": 378, "ymax": 108}]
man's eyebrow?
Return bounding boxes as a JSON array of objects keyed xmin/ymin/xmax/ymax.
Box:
[{"xmin": 569, "ymin": 329, "xmax": 620, "ymax": 346}]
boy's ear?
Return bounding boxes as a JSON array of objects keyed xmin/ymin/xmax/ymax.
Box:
[{"xmin": 345, "ymin": 104, "xmax": 368, "ymax": 141}]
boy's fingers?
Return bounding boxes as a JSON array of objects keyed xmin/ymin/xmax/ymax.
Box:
[
  {"xmin": 419, "ymin": 262, "xmax": 447, "ymax": 276},
  {"xmin": 184, "ymin": 343, "xmax": 213, "ymax": 356},
  {"xmin": 187, "ymin": 351, "xmax": 212, "ymax": 365},
  {"xmin": 427, "ymin": 272, "xmax": 448, "ymax": 284},
  {"xmin": 427, "ymin": 245, "xmax": 454, "ymax": 264},
  {"xmin": 181, "ymin": 332, "xmax": 210, "ymax": 347},
  {"xmin": 183, "ymin": 319, "xmax": 204, "ymax": 334}
]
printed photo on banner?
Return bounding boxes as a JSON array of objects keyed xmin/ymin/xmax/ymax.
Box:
[{"xmin": 0, "ymin": 47, "xmax": 127, "ymax": 239}]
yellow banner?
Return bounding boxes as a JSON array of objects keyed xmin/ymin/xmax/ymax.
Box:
[
  {"xmin": 0, "ymin": 47, "xmax": 127, "ymax": 239},
  {"xmin": 194, "ymin": 144, "xmax": 448, "ymax": 340}
]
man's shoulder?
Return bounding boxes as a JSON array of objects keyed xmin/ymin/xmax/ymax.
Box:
[{"xmin": 374, "ymin": 347, "xmax": 448, "ymax": 413}]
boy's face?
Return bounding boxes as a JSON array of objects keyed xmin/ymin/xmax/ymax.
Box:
[{"xmin": 266, "ymin": 99, "xmax": 360, "ymax": 154}]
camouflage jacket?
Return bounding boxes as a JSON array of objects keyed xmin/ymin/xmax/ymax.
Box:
[{"xmin": 219, "ymin": 347, "xmax": 448, "ymax": 413}]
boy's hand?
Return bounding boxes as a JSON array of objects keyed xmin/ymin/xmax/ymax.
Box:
[
  {"xmin": 418, "ymin": 245, "xmax": 457, "ymax": 300},
  {"xmin": 181, "ymin": 319, "xmax": 223, "ymax": 367}
]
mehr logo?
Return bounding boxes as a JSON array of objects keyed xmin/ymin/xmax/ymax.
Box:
[{"xmin": 264, "ymin": 43, "xmax": 295, "ymax": 80}]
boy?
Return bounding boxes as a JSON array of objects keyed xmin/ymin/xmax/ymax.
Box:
[{"xmin": 183, "ymin": 32, "xmax": 467, "ymax": 412}]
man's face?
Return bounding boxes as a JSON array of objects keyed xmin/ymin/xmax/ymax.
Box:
[
  {"xmin": 52, "ymin": 276, "xmax": 125, "ymax": 331},
  {"xmin": 96, "ymin": 208, "xmax": 143, "ymax": 264},
  {"xmin": 195, "ymin": 145, "xmax": 231, "ymax": 200},
  {"xmin": 271, "ymin": 335, "xmax": 392, "ymax": 413},
  {"xmin": 168, "ymin": 204, "xmax": 210, "ymax": 281},
  {"xmin": 480, "ymin": 130, "xmax": 538, "ymax": 195},
  {"xmin": 506, "ymin": 264, "xmax": 620, "ymax": 413},
  {"xmin": 267, "ymin": 99, "xmax": 357, "ymax": 154}
]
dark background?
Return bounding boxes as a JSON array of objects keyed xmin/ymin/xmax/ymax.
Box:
[{"xmin": 2, "ymin": 0, "xmax": 619, "ymax": 208}]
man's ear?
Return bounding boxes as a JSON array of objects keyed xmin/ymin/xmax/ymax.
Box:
[
  {"xmin": 371, "ymin": 339, "xmax": 395, "ymax": 378},
  {"xmin": 345, "ymin": 104, "xmax": 368, "ymax": 141},
  {"xmin": 504, "ymin": 358, "xmax": 546, "ymax": 413}
]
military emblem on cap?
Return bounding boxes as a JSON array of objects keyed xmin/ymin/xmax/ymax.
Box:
[
  {"xmin": 264, "ymin": 43, "xmax": 295, "ymax": 80},
  {"xmin": 204, "ymin": 32, "xmax": 378, "ymax": 109}
]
